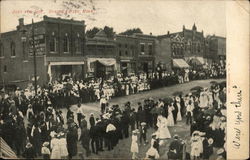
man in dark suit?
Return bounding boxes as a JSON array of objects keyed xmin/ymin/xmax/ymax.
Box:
[{"xmin": 172, "ymin": 101, "xmax": 178, "ymax": 124}]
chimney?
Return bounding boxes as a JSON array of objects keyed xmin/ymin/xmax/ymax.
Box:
[
  {"xmin": 19, "ymin": 18, "xmax": 24, "ymax": 26},
  {"xmin": 167, "ymin": 31, "xmax": 170, "ymax": 35},
  {"xmin": 150, "ymin": 32, "xmax": 152, "ymax": 35},
  {"xmin": 17, "ymin": 18, "xmax": 24, "ymax": 30}
]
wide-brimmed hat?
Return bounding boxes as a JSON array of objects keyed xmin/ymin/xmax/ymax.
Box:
[
  {"xmin": 208, "ymin": 138, "xmax": 214, "ymax": 145},
  {"xmin": 174, "ymin": 134, "xmax": 179, "ymax": 139},
  {"xmin": 26, "ymin": 142, "xmax": 33, "ymax": 148},
  {"xmin": 132, "ymin": 129, "xmax": 139, "ymax": 134},
  {"xmin": 141, "ymin": 122, "xmax": 147, "ymax": 126},
  {"xmin": 43, "ymin": 142, "xmax": 49, "ymax": 147},
  {"xmin": 217, "ymin": 148, "xmax": 225, "ymax": 155}
]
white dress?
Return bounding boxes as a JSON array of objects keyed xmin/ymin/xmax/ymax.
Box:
[
  {"xmin": 190, "ymin": 136, "xmax": 203, "ymax": 157},
  {"xmin": 157, "ymin": 116, "xmax": 171, "ymax": 139},
  {"xmin": 50, "ymin": 138, "xmax": 61, "ymax": 159},
  {"xmin": 58, "ymin": 138, "xmax": 68, "ymax": 157},
  {"xmin": 167, "ymin": 106, "xmax": 174, "ymax": 126},
  {"xmin": 130, "ymin": 135, "xmax": 139, "ymax": 153},
  {"xmin": 176, "ymin": 103, "xmax": 182, "ymax": 121}
]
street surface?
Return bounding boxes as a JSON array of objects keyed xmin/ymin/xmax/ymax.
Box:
[{"xmin": 65, "ymin": 78, "xmax": 225, "ymax": 159}]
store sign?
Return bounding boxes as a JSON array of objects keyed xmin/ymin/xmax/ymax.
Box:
[{"xmin": 29, "ymin": 34, "xmax": 45, "ymax": 56}]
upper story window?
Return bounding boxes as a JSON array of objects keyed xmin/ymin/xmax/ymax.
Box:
[
  {"xmin": 125, "ymin": 50, "xmax": 128, "ymax": 56},
  {"xmin": 0, "ymin": 42, "xmax": 4, "ymax": 57},
  {"xmin": 75, "ymin": 34, "xmax": 81, "ymax": 54},
  {"xmin": 11, "ymin": 42, "xmax": 16, "ymax": 57},
  {"xmin": 63, "ymin": 33, "xmax": 69, "ymax": 53},
  {"xmin": 125, "ymin": 44, "xmax": 128, "ymax": 48},
  {"xmin": 148, "ymin": 43, "xmax": 153, "ymax": 55},
  {"xmin": 140, "ymin": 43, "xmax": 145, "ymax": 54},
  {"xmin": 50, "ymin": 32, "xmax": 57, "ymax": 53},
  {"xmin": 119, "ymin": 50, "xmax": 122, "ymax": 56}
]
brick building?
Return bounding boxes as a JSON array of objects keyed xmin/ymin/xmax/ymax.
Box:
[
  {"xmin": 0, "ymin": 16, "xmax": 86, "ymax": 88},
  {"xmin": 133, "ymin": 33, "xmax": 156, "ymax": 77},
  {"xmin": 85, "ymin": 30, "xmax": 116, "ymax": 78},
  {"xmin": 167, "ymin": 24, "xmax": 206, "ymax": 67},
  {"xmin": 205, "ymin": 35, "xmax": 226, "ymax": 66}
]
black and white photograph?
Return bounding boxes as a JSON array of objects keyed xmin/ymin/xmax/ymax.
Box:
[{"xmin": 0, "ymin": 0, "xmax": 249, "ymax": 159}]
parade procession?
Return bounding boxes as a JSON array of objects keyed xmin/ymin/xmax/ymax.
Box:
[{"xmin": 0, "ymin": 1, "xmax": 228, "ymax": 160}]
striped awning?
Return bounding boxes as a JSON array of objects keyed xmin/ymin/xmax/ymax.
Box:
[
  {"xmin": 172, "ymin": 59, "xmax": 190, "ymax": 68},
  {"xmin": 0, "ymin": 137, "xmax": 17, "ymax": 159}
]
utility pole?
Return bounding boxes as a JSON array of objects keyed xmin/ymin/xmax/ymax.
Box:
[{"xmin": 32, "ymin": 19, "xmax": 37, "ymax": 96}]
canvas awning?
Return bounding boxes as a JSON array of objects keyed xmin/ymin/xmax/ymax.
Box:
[
  {"xmin": 87, "ymin": 58, "xmax": 117, "ymax": 72},
  {"xmin": 192, "ymin": 57, "xmax": 205, "ymax": 65},
  {"xmin": 172, "ymin": 59, "xmax": 190, "ymax": 68}
]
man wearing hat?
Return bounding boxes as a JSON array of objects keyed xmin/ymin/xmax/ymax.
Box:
[
  {"xmin": 100, "ymin": 95, "xmax": 107, "ymax": 113},
  {"xmin": 79, "ymin": 114, "xmax": 87, "ymax": 129},
  {"xmin": 168, "ymin": 134, "xmax": 183, "ymax": 159}
]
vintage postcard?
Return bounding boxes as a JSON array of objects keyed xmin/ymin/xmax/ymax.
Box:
[{"xmin": 0, "ymin": 0, "xmax": 249, "ymax": 159}]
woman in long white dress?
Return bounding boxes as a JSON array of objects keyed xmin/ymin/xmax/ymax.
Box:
[
  {"xmin": 167, "ymin": 104, "xmax": 175, "ymax": 126},
  {"xmin": 131, "ymin": 130, "xmax": 139, "ymax": 159},
  {"xmin": 157, "ymin": 115, "xmax": 171, "ymax": 140},
  {"xmin": 58, "ymin": 132, "xmax": 68, "ymax": 159},
  {"xmin": 50, "ymin": 134, "xmax": 61, "ymax": 159},
  {"xmin": 176, "ymin": 97, "xmax": 182, "ymax": 121}
]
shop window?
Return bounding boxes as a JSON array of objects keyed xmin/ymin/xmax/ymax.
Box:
[
  {"xmin": 63, "ymin": 33, "xmax": 69, "ymax": 53},
  {"xmin": 0, "ymin": 43, "xmax": 3, "ymax": 57},
  {"xmin": 119, "ymin": 50, "xmax": 122, "ymax": 56},
  {"xmin": 10, "ymin": 42, "xmax": 16, "ymax": 57},
  {"xmin": 50, "ymin": 32, "xmax": 57, "ymax": 52}
]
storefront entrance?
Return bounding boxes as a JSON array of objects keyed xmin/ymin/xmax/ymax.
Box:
[{"xmin": 48, "ymin": 62, "xmax": 85, "ymax": 82}]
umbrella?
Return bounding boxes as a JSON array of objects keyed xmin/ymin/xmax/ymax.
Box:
[
  {"xmin": 163, "ymin": 97, "xmax": 174, "ymax": 104},
  {"xmin": 172, "ymin": 91, "xmax": 183, "ymax": 96},
  {"xmin": 150, "ymin": 107, "xmax": 164, "ymax": 114},
  {"xmin": 210, "ymin": 81, "xmax": 218, "ymax": 84},
  {"xmin": 219, "ymin": 81, "xmax": 226, "ymax": 88},
  {"xmin": 190, "ymin": 86, "xmax": 203, "ymax": 91}
]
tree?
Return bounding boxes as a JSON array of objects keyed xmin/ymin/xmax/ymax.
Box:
[
  {"xmin": 103, "ymin": 26, "xmax": 116, "ymax": 39},
  {"xmin": 86, "ymin": 27, "xmax": 100, "ymax": 38},
  {"xmin": 119, "ymin": 28, "xmax": 143, "ymax": 36}
]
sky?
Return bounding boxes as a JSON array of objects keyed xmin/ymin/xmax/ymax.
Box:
[{"xmin": 0, "ymin": 0, "xmax": 226, "ymax": 37}]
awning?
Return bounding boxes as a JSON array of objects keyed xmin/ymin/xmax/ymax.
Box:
[
  {"xmin": 172, "ymin": 59, "xmax": 190, "ymax": 68},
  {"xmin": 97, "ymin": 59, "xmax": 116, "ymax": 66},
  {"xmin": 192, "ymin": 57, "xmax": 205, "ymax": 65},
  {"xmin": 49, "ymin": 61, "xmax": 84, "ymax": 66},
  {"xmin": 87, "ymin": 58, "xmax": 117, "ymax": 71}
]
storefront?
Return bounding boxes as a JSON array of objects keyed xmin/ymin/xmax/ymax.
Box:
[
  {"xmin": 47, "ymin": 61, "xmax": 85, "ymax": 82},
  {"xmin": 119, "ymin": 59, "xmax": 136, "ymax": 77},
  {"xmin": 87, "ymin": 58, "xmax": 117, "ymax": 78}
]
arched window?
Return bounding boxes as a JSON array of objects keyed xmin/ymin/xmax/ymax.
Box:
[
  {"xmin": 0, "ymin": 42, "xmax": 4, "ymax": 57},
  {"xmin": 50, "ymin": 32, "xmax": 57, "ymax": 52},
  {"xmin": 63, "ymin": 33, "xmax": 69, "ymax": 53},
  {"xmin": 75, "ymin": 33, "xmax": 81, "ymax": 53},
  {"xmin": 11, "ymin": 42, "xmax": 16, "ymax": 57}
]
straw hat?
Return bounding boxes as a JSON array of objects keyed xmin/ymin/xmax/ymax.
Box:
[
  {"xmin": 208, "ymin": 138, "xmax": 214, "ymax": 145},
  {"xmin": 26, "ymin": 142, "xmax": 33, "ymax": 148},
  {"xmin": 141, "ymin": 122, "xmax": 147, "ymax": 126},
  {"xmin": 43, "ymin": 142, "xmax": 49, "ymax": 147},
  {"xmin": 132, "ymin": 129, "xmax": 139, "ymax": 134},
  {"xmin": 217, "ymin": 148, "xmax": 225, "ymax": 155}
]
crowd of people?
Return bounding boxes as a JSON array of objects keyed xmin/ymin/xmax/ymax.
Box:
[{"xmin": 0, "ymin": 74, "xmax": 227, "ymax": 159}]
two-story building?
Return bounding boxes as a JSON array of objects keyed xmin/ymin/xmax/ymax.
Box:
[
  {"xmin": 0, "ymin": 16, "xmax": 86, "ymax": 87},
  {"xmin": 85, "ymin": 30, "xmax": 116, "ymax": 78}
]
